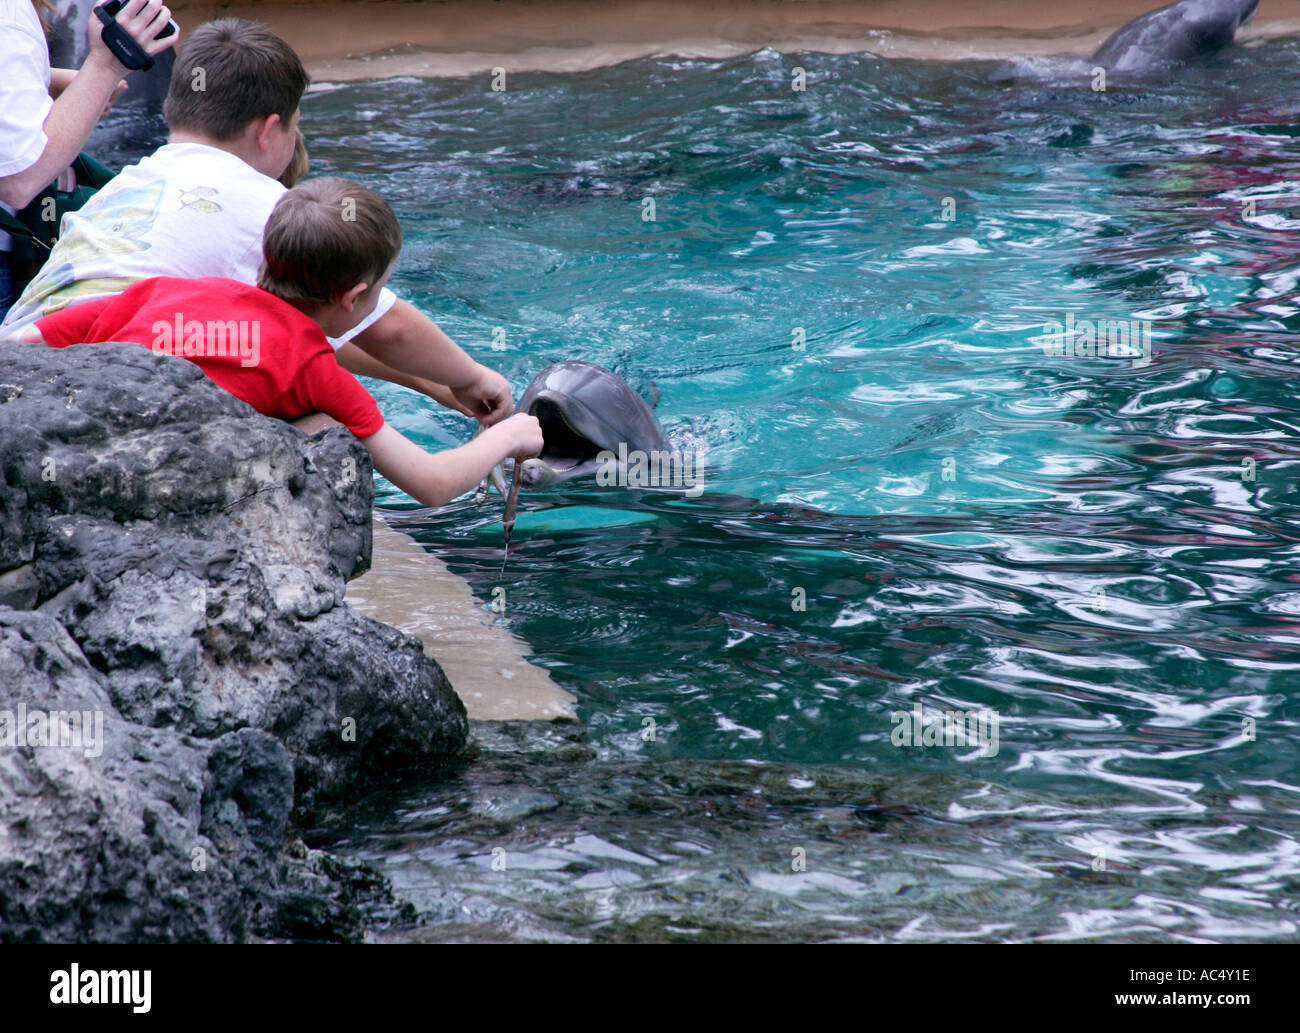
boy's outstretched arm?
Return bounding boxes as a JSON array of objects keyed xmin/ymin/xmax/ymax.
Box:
[
  {"xmin": 334, "ymin": 342, "xmax": 474, "ymax": 417},
  {"xmin": 361, "ymin": 412, "xmax": 542, "ymax": 509},
  {"xmin": 350, "ymin": 300, "xmax": 513, "ymax": 425}
]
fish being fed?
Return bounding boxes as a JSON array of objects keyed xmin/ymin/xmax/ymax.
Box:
[{"xmin": 499, "ymin": 458, "xmax": 522, "ymax": 578}]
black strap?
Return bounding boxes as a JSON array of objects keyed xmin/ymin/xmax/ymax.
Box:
[{"xmin": 94, "ymin": 6, "xmax": 155, "ymax": 72}]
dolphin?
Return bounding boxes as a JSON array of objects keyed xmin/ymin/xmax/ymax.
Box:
[
  {"xmin": 513, "ymin": 361, "xmax": 669, "ymax": 488},
  {"xmin": 1091, "ymin": 0, "xmax": 1259, "ymax": 73}
]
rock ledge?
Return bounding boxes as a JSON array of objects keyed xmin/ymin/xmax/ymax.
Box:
[{"xmin": 0, "ymin": 343, "xmax": 467, "ymax": 942}]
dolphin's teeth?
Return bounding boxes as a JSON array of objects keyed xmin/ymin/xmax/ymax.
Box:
[{"xmin": 544, "ymin": 456, "xmax": 584, "ymax": 472}]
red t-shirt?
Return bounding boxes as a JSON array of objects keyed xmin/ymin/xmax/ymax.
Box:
[{"xmin": 36, "ymin": 276, "xmax": 385, "ymax": 439}]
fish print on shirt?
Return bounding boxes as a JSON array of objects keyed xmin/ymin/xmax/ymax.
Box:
[{"xmin": 178, "ymin": 186, "xmax": 223, "ymax": 214}]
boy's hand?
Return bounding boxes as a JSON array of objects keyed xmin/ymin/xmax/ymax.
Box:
[
  {"xmin": 451, "ymin": 364, "xmax": 514, "ymax": 426},
  {"xmin": 494, "ymin": 412, "xmax": 543, "ymax": 460}
]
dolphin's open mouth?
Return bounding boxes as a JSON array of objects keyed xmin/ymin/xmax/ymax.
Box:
[{"xmin": 532, "ymin": 398, "xmax": 603, "ymax": 473}]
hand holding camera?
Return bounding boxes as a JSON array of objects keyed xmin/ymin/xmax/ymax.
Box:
[{"xmin": 89, "ymin": 0, "xmax": 180, "ymax": 73}]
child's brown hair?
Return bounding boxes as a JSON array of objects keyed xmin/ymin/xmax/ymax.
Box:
[
  {"xmin": 258, "ymin": 177, "xmax": 402, "ymax": 307},
  {"xmin": 163, "ymin": 19, "xmax": 308, "ymax": 142}
]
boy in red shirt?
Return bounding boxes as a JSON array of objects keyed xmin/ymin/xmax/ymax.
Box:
[{"xmin": 8, "ymin": 177, "xmax": 542, "ymax": 508}]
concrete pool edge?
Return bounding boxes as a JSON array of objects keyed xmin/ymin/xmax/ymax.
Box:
[{"xmin": 345, "ymin": 515, "xmax": 579, "ymax": 723}]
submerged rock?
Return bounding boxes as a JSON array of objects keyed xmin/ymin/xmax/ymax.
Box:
[{"xmin": 0, "ymin": 343, "xmax": 467, "ymax": 942}]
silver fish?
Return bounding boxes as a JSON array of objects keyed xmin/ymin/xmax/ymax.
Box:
[{"xmin": 500, "ymin": 458, "xmax": 522, "ymax": 578}]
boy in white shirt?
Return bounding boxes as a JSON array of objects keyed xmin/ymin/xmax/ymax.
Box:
[{"xmin": 2, "ymin": 17, "xmax": 510, "ymax": 424}]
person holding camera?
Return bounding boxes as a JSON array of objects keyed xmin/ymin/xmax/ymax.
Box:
[{"xmin": 0, "ymin": 0, "xmax": 176, "ymax": 317}]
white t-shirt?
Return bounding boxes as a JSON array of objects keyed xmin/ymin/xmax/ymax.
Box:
[
  {"xmin": 1, "ymin": 141, "xmax": 396, "ymax": 345},
  {"xmin": 0, "ymin": 0, "xmax": 54, "ymax": 251}
]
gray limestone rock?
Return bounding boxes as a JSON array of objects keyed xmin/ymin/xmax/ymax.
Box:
[{"xmin": 0, "ymin": 343, "xmax": 466, "ymax": 941}]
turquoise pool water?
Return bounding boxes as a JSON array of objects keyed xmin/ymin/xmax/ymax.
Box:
[{"xmin": 291, "ymin": 43, "xmax": 1300, "ymax": 941}]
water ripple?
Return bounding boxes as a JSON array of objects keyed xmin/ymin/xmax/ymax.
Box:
[{"xmin": 306, "ymin": 42, "xmax": 1300, "ymax": 941}]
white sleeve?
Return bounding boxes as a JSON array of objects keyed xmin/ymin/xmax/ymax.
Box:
[
  {"xmin": 325, "ymin": 287, "xmax": 399, "ymax": 351},
  {"xmin": 229, "ymin": 239, "xmax": 264, "ymax": 286},
  {"xmin": 0, "ymin": 20, "xmax": 54, "ymax": 178}
]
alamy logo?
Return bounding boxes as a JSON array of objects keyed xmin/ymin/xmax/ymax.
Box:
[
  {"xmin": 1038, "ymin": 313, "xmax": 1152, "ymax": 368},
  {"xmin": 890, "ymin": 703, "xmax": 1000, "ymax": 758},
  {"xmin": 50, "ymin": 965, "xmax": 151, "ymax": 1013},
  {"xmin": 595, "ymin": 442, "xmax": 703, "ymax": 497},
  {"xmin": 0, "ymin": 704, "xmax": 103, "ymax": 758},
  {"xmin": 151, "ymin": 311, "xmax": 261, "ymax": 367}
]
